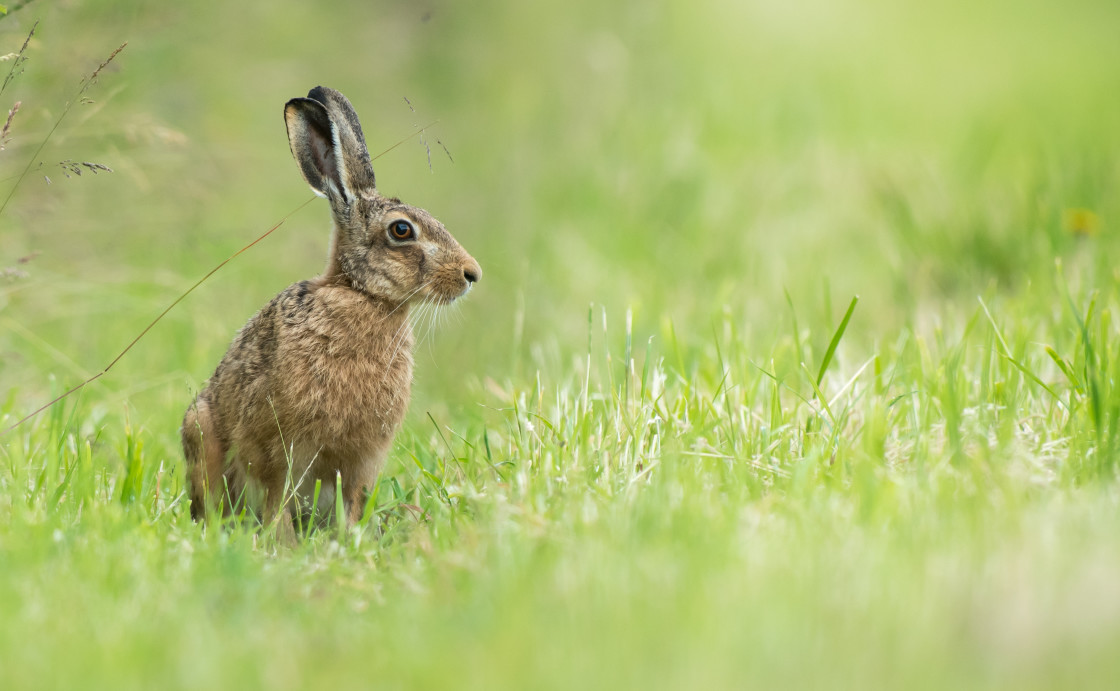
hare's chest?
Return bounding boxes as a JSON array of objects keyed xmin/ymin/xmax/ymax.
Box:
[
  {"xmin": 333, "ymin": 343, "xmax": 414, "ymax": 431},
  {"xmin": 276, "ymin": 308, "xmax": 414, "ymax": 439}
]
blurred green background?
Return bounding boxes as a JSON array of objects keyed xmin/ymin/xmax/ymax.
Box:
[{"xmin": 3, "ymin": 0, "xmax": 1120, "ymax": 688}]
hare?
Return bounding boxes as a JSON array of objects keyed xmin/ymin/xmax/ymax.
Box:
[{"xmin": 181, "ymin": 86, "xmax": 481, "ymax": 534}]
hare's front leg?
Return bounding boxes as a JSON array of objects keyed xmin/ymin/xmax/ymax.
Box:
[
  {"xmin": 261, "ymin": 480, "xmax": 298, "ymax": 545},
  {"xmin": 181, "ymin": 397, "xmax": 226, "ymax": 520},
  {"xmin": 255, "ymin": 445, "xmax": 299, "ymax": 544},
  {"xmin": 344, "ymin": 481, "xmax": 371, "ymax": 527},
  {"xmin": 343, "ymin": 448, "xmax": 392, "ymax": 528}
]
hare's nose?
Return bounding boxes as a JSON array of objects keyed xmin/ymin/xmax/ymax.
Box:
[{"xmin": 463, "ymin": 259, "xmax": 482, "ymax": 284}]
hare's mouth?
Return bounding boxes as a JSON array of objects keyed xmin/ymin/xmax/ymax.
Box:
[
  {"xmin": 433, "ymin": 288, "xmax": 469, "ymax": 305},
  {"xmin": 422, "ymin": 281, "xmax": 473, "ymax": 305}
]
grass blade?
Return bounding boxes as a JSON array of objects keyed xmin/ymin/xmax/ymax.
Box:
[{"xmin": 817, "ymin": 295, "xmax": 859, "ymax": 386}]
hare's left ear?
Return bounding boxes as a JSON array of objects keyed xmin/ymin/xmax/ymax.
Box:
[
  {"xmin": 284, "ymin": 86, "xmax": 376, "ymax": 202},
  {"xmin": 284, "ymin": 97, "xmax": 336, "ymax": 198}
]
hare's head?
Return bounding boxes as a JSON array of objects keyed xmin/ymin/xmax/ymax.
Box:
[{"xmin": 284, "ymin": 86, "xmax": 480, "ymax": 305}]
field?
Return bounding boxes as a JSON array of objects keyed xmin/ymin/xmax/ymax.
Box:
[{"xmin": 2, "ymin": 0, "xmax": 1120, "ymax": 688}]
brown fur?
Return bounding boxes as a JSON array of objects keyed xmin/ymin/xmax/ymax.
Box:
[{"xmin": 182, "ymin": 87, "xmax": 480, "ymax": 534}]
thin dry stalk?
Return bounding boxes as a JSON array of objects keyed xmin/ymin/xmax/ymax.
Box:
[
  {"xmin": 436, "ymin": 139, "xmax": 453, "ymax": 163},
  {"xmin": 57, "ymin": 159, "xmax": 113, "ymax": 178},
  {"xmin": 0, "ymin": 100, "xmax": 19, "ymax": 149},
  {"xmin": 0, "ymin": 40, "xmax": 127, "ymax": 216},
  {"xmin": 0, "ymin": 20, "xmax": 36, "ymax": 98},
  {"xmin": 0, "ymin": 195, "xmax": 316, "ymax": 436}
]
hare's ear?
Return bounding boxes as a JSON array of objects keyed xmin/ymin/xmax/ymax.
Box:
[
  {"xmin": 284, "ymin": 97, "xmax": 336, "ymax": 198},
  {"xmin": 284, "ymin": 86, "xmax": 376, "ymax": 201}
]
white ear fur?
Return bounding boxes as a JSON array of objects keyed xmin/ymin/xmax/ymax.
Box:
[
  {"xmin": 305, "ymin": 86, "xmax": 377, "ymax": 195},
  {"xmin": 328, "ymin": 119, "xmax": 353, "ymax": 202}
]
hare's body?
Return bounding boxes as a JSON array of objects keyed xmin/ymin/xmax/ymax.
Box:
[
  {"xmin": 182, "ymin": 87, "xmax": 479, "ymax": 530},
  {"xmin": 183, "ymin": 280, "xmax": 414, "ymax": 521}
]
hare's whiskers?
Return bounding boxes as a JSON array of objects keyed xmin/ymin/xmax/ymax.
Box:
[
  {"xmin": 387, "ymin": 296, "xmax": 431, "ymax": 368},
  {"xmin": 385, "ymin": 312, "xmax": 414, "ymax": 366},
  {"xmin": 381, "ymin": 279, "xmax": 433, "ymax": 323},
  {"xmin": 381, "ymin": 280, "xmax": 434, "ymax": 366},
  {"xmin": 417, "ymin": 299, "xmax": 439, "ymax": 355},
  {"xmin": 422, "ymin": 301, "xmax": 444, "ymax": 355}
]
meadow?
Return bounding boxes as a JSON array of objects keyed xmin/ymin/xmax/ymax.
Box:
[{"xmin": 2, "ymin": 0, "xmax": 1120, "ymax": 688}]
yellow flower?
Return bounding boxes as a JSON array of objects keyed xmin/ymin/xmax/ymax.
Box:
[{"xmin": 1063, "ymin": 208, "xmax": 1101, "ymax": 237}]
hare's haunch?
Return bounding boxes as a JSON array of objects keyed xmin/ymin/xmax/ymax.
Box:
[{"xmin": 182, "ymin": 86, "xmax": 480, "ymax": 532}]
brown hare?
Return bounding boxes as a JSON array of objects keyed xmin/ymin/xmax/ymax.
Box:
[{"xmin": 181, "ymin": 86, "xmax": 480, "ymax": 535}]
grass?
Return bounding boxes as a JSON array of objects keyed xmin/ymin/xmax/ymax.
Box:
[{"xmin": 2, "ymin": 0, "xmax": 1120, "ymax": 688}]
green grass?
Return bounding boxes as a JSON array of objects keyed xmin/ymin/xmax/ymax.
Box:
[{"xmin": 3, "ymin": 0, "xmax": 1120, "ymax": 688}]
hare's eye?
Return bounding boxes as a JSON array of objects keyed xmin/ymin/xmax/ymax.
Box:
[{"xmin": 388, "ymin": 220, "xmax": 415, "ymax": 241}]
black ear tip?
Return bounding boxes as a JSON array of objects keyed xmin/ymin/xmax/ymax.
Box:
[
  {"xmin": 284, "ymin": 97, "xmax": 325, "ymax": 118},
  {"xmin": 307, "ymin": 86, "xmax": 331, "ymax": 104},
  {"xmin": 284, "ymin": 97, "xmax": 332, "ymax": 141}
]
